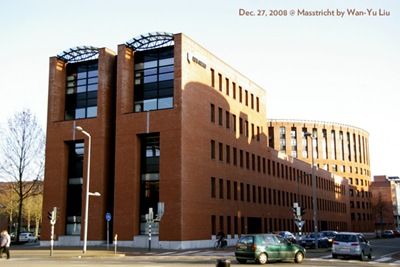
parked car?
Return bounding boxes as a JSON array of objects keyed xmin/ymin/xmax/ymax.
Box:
[
  {"xmin": 320, "ymin": 230, "xmax": 338, "ymax": 246},
  {"xmin": 393, "ymin": 229, "xmax": 400, "ymax": 237},
  {"xmin": 383, "ymin": 230, "xmax": 395, "ymax": 238},
  {"xmin": 277, "ymin": 231, "xmax": 296, "ymax": 243},
  {"xmin": 332, "ymin": 232, "xmax": 372, "ymax": 260},
  {"xmin": 19, "ymin": 232, "xmax": 38, "ymax": 243},
  {"xmin": 235, "ymin": 233, "xmax": 306, "ymax": 264},
  {"xmin": 301, "ymin": 233, "xmax": 329, "ymax": 248},
  {"xmin": 10, "ymin": 232, "xmax": 15, "ymax": 241}
]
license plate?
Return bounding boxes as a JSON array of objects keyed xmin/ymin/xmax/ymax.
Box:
[
  {"xmin": 239, "ymin": 245, "xmax": 247, "ymax": 249},
  {"xmin": 340, "ymin": 247, "xmax": 350, "ymax": 251}
]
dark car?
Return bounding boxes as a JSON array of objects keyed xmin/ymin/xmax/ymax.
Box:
[
  {"xmin": 301, "ymin": 233, "xmax": 329, "ymax": 248},
  {"xmin": 382, "ymin": 230, "xmax": 395, "ymax": 238},
  {"xmin": 332, "ymin": 232, "xmax": 372, "ymax": 260},
  {"xmin": 235, "ymin": 233, "xmax": 306, "ymax": 264},
  {"xmin": 320, "ymin": 230, "xmax": 338, "ymax": 246},
  {"xmin": 393, "ymin": 230, "xmax": 400, "ymax": 237},
  {"xmin": 277, "ymin": 231, "xmax": 296, "ymax": 243}
]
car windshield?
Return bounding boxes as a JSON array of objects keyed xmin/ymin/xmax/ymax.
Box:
[
  {"xmin": 335, "ymin": 234, "xmax": 357, "ymax": 242},
  {"xmin": 238, "ymin": 236, "xmax": 254, "ymax": 244}
]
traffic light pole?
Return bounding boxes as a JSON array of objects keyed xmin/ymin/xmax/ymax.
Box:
[
  {"xmin": 48, "ymin": 207, "xmax": 57, "ymax": 256},
  {"xmin": 50, "ymin": 220, "xmax": 55, "ymax": 256}
]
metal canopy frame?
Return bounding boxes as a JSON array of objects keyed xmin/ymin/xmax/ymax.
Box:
[
  {"xmin": 57, "ymin": 46, "xmax": 99, "ymax": 63},
  {"xmin": 126, "ymin": 32, "xmax": 174, "ymax": 51}
]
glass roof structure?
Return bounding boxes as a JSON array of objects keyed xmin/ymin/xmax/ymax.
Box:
[
  {"xmin": 57, "ymin": 46, "xmax": 99, "ymax": 63},
  {"xmin": 126, "ymin": 32, "xmax": 174, "ymax": 51}
]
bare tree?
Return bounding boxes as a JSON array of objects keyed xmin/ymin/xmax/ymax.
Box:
[
  {"xmin": 0, "ymin": 109, "xmax": 45, "ymax": 241},
  {"xmin": 372, "ymin": 191, "xmax": 392, "ymax": 237}
]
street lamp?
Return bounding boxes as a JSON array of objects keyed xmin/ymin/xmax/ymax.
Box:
[
  {"xmin": 75, "ymin": 126, "xmax": 100, "ymax": 254},
  {"xmin": 304, "ymin": 132, "xmax": 318, "ymax": 249}
]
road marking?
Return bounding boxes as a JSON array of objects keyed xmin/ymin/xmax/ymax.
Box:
[{"xmin": 375, "ymin": 257, "xmax": 391, "ymax": 262}]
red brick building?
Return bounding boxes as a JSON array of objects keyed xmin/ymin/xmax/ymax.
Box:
[
  {"xmin": 41, "ymin": 32, "xmax": 350, "ymax": 249},
  {"xmin": 370, "ymin": 175, "xmax": 400, "ymax": 234},
  {"xmin": 267, "ymin": 119, "xmax": 374, "ymax": 232}
]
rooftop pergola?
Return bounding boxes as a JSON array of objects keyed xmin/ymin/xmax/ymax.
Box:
[
  {"xmin": 57, "ymin": 46, "xmax": 99, "ymax": 63},
  {"xmin": 126, "ymin": 32, "xmax": 174, "ymax": 51}
]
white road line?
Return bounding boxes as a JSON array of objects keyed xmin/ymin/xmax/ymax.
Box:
[{"xmin": 375, "ymin": 257, "xmax": 391, "ymax": 262}]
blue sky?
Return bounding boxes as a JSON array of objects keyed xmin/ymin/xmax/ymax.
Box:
[{"xmin": 0, "ymin": 0, "xmax": 399, "ymax": 176}]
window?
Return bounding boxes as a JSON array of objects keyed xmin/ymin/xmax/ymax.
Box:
[
  {"xmin": 226, "ymin": 111, "xmax": 230, "ymax": 129},
  {"xmin": 226, "ymin": 78, "xmax": 229, "ymax": 95},
  {"xmin": 226, "ymin": 145, "xmax": 231, "ymax": 163},
  {"xmin": 210, "ymin": 104, "xmax": 215, "ymax": 123},
  {"xmin": 211, "ymin": 177, "xmax": 216, "ymax": 198},
  {"xmin": 233, "ymin": 115, "xmax": 237, "ymax": 132},
  {"xmin": 218, "ymin": 108, "xmax": 223, "ymax": 126},
  {"xmin": 139, "ymin": 134, "xmax": 160, "ymax": 234},
  {"xmin": 65, "ymin": 60, "xmax": 98, "ymax": 120},
  {"xmin": 219, "ymin": 179, "xmax": 224, "ymax": 198},
  {"xmin": 233, "ymin": 147, "xmax": 237, "ymax": 166},
  {"xmin": 134, "ymin": 46, "xmax": 174, "ymax": 112},
  {"xmin": 219, "ymin": 142, "xmax": 223, "ymax": 161},
  {"xmin": 211, "ymin": 69, "xmax": 215, "ymax": 87},
  {"xmin": 211, "ymin": 140, "xmax": 216, "ymax": 159},
  {"xmin": 66, "ymin": 142, "xmax": 84, "ymax": 235}
]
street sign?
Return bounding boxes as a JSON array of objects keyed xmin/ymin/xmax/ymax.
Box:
[
  {"xmin": 106, "ymin": 212, "xmax": 112, "ymax": 221},
  {"xmin": 295, "ymin": 220, "xmax": 305, "ymax": 229}
]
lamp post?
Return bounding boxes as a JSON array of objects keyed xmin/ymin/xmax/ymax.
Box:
[
  {"xmin": 305, "ymin": 132, "xmax": 318, "ymax": 249},
  {"xmin": 75, "ymin": 126, "xmax": 100, "ymax": 254}
]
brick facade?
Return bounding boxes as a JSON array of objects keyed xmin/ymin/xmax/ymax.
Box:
[{"xmin": 41, "ymin": 33, "xmax": 351, "ymax": 249}]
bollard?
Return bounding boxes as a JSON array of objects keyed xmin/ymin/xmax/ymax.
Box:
[
  {"xmin": 216, "ymin": 258, "xmax": 230, "ymax": 267},
  {"xmin": 114, "ymin": 234, "xmax": 118, "ymax": 254}
]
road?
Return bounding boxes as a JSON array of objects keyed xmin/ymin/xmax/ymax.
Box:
[{"xmin": 2, "ymin": 237, "xmax": 400, "ymax": 266}]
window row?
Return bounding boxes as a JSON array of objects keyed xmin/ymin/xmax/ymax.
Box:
[
  {"xmin": 210, "ymin": 177, "xmax": 347, "ymax": 214},
  {"xmin": 271, "ymin": 126, "xmax": 370, "ymax": 168},
  {"xmin": 350, "ymin": 200, "xmax": 370, "ymax": 210},
  {"xmin": 134, "ymin": 46, "xmax": 174, "ymax": 112},
  {"xmin": 210, "ymin": 69, "xmax": 260, "ymax": 113},
  {"xmin": 349, "ymin": 188, "xmax": 371, "ymax": 198},
  {"xmin": 351, "ymin": 212, "xmax": 372, "ymax": 221},
  {"xmin": 210, "ymin": 140, "xmax": 265, "ymax": 172},
  {"xmin": 65, "ymin": 60, "xmax": 98, "ymax": 120},
  {"xmin": 210, "ymin": 139, "xmax": 346, "ymax": 194},
  {"xmin": 348, "ymin": 177, "xmax": 370, "ymax": 187},
  {"xmin": 210, "ymin": 104, "xmax": 261, "ymax": 141}
]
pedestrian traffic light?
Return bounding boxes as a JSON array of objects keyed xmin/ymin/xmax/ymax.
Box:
[
  {"xmin": 300, "ymin": 207, "xmax": 306, "ymax": 216},
  {"xmin": 47, "ymin": 210, "xmax": 54, "ymax": 220}
]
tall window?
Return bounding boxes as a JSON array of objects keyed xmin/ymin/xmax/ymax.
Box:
[
  {"xmin": 65, "ymin": 60, "xmax": 98, "ymax": 120},
  {"xmin": 140, "ymin": 134, "xmax": 160, "ymax": 234},
  {"xmin": 66, "ymin": 142, "xmax": 84, "ymax": 235},
  {"xmin": 134, "ymin": 47, "xmax": 174, "ymax": 112}
]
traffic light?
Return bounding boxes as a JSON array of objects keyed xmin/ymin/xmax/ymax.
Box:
[
  {"xmin": 300, "ymin": 207, "xmax": 306, "ymax": 216},
  {"xmin": 47, "ymin": 210, "xmax": 54, "ymax": 220},
  {"xmin": 295, "ymin": 207, "xmax": 306, "ymax": 217}
]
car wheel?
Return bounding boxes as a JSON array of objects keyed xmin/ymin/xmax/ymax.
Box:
[
  {"xmin": 332, "ymin": 254, "xmax": 337, "ymax": 259},
  {"xmin": 237, "ymin": 258, "xmax": 247, "ymax": 264},
  {"xmin": 258, "ymin": 253, "xmax": 268, "ymax": 264},
  {"xmin": 368, "ymin": 251, "xmax": 372, "ymax": 259},
  {"xmin": 359, "ymin": 251, "xmax": 365, "ymax": 261},
  {"xmin": 295, "ymin": 251, "xmax": 304, "ymax": 263}
]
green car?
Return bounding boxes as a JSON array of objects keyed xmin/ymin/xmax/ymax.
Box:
[{"xmin": 235, "ymin": 234, "xmax": 306, "ymax": 264}]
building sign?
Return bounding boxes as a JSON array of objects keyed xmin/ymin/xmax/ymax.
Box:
[{"xmin": 187, "ymin": 53, "xmax": 207, "ymax": 69}]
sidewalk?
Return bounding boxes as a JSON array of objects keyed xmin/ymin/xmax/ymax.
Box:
[{"xmin": 10, "ymin": 244, "xmax": 201, "ymax": 259}]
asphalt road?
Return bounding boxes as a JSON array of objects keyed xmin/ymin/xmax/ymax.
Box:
[{"xmin": 3, "ymin": 237, "xmax": 400, "ymax": 266}]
